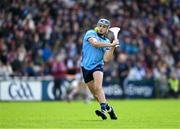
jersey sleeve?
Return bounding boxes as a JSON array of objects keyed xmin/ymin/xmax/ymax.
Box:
[{"xmin": 84, "ymin": 30, "xmax": 97, "ymax": 41}]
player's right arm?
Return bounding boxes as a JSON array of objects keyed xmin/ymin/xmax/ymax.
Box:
[{"xmin": 88, "ymin": 37, "xmax": 118, "ymax": 48}]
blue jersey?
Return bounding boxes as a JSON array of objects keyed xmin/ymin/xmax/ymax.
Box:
[{"xmin": 81, "ymin": 29, "xmax": 110, "ymax": 70}]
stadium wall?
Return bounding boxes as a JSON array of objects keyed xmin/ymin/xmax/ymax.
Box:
[{"xmin": 0, "ymin": 77, "xmax": 155, "ymax": 101}]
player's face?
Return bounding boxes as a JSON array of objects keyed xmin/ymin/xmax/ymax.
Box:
[{"xmin": 97, "ymin": 24, "xmax": 108, "ymax": 34}]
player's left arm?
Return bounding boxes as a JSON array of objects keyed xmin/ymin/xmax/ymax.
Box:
[
  {"xmin": 103, "ymin": 46, "xmax": 116, "ymax": 62},
  {"xmin": 103, "ymin": 39, "xmax": 119, "ymax": 62}
]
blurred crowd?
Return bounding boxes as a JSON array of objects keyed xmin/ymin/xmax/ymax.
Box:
[{"xmin": 0, "ymin": 0, "xmax": 180, "ymax": 97}]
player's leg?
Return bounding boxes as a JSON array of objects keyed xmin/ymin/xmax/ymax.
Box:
[
  {"xmin": 86, "ymin": 80, "xmax": 97, "ymax": 100},
  {"xmin": 86, "ymin": 79, "xmax": 107, "ymax": 120},
  {"xmin": 92, "ymin": 71, "xmax": 111, "ymax": 111},
  {"xmin": 93, "ymin": 71, "xmax": 117, "ymax": 120},
  {"xmin": 81, "ymin": 66, "xmax": 117, "ymax": 120},
  {"xmin": 92, "ymin": 71, "xmax": 106, "ymax": 103},
  {"xmin": 87, "ymin": 71, "xmax": 107, "ymax": 105}
]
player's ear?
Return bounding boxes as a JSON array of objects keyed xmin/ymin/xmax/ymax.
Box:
[{"xmin": 106, "ymin": 26, "xmax": 110, "ymax": 33}]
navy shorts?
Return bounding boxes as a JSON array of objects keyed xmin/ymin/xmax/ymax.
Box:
[{"xmin": 81, "ymin": 65, "xmax": 103, "ymax": 83}]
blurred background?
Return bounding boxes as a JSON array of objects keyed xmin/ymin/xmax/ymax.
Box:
[{"xmin": 0, "ymin": 0, "xmax": 180, "ymax": 101}]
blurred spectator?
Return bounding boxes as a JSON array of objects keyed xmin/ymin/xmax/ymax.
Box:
[
  {"xmin": 153, "ymin": 61, "xmax": 169, "ymax": 98},
  {"xmin": 127, "ymin": 61, "xmax": 146, "ymax": 81},
  {"xmin": 117, "ymin": 53, "xmax": 129, "ymax": 97},
  {"xmin": 120, "ymin": 33, "xmax": 139, "ymax": 55},
  {"xmin": 42, "ymin": 44, "xmax": 53, "ymax": 62},
  {"xmin": 168, "ymin": 73, "xmax": 180, "ymax": 98},
  {"xmin": 0, "ymin": 60, "xmax": 13, "ymax": 77},
  {"xmin": 50, "ymin": 50, "xmax": 67, "ymax": 100}
]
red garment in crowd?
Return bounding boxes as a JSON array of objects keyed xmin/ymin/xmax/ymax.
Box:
[{"xmin": 51, "ymin": 60, "xmax": 67, "ymax": 79}]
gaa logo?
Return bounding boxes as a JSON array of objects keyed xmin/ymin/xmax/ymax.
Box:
[{"xmin": 8, "ymin": 81, "xmax": 34, "ymax": 99}]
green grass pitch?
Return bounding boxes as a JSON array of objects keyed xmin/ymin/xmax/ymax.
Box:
[{"xmin": 0, "ymin": 99, "xmax": 180, "ymax": 129}]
